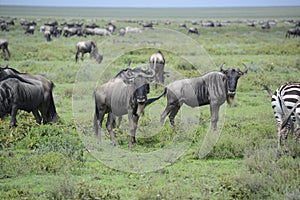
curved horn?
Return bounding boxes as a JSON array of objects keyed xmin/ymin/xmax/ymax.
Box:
[
  {"xmin": 140, "ymin": 66, "xmax": 155, "ymax": 79},
  {"xmin": 242, "ymin": 63, "xmax": 249, "ymax": 74},
  {"xmin": 220, "ymin": 63, "xmax": 225, "ymax": 71}
]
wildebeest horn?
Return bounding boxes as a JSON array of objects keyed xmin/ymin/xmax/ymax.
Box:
[
  {"xmin": 127, "ymin": 60, "xmax": 131, "ymax": 68},
  {"xmin": 241, "ymin": 63, "xmax": 249, "ymax": 74},
  {"xmin": 220, "ymin": 63, "xmax": 225, "ymax": 71}
]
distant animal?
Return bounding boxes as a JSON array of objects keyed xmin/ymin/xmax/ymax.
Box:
[
  {"xmin": 261, "ymin": 22, "xmax": 270, "ymax": 29},
  {"xmin": 0, "ymin": 75, "xmax": 53, "ymax": 126},
  {"xmin": 44, "ymin": 30, "xmax": 51, "ymax": 42},
  {"xmin": 188, "ymin": 27, "xmax": 200, "ymax": 35},
  {"xmin": 25, "ymin": 25, "xmax": 35, "ymax": 34},
  {"xmin": 125, "ymin": 26, "xmax": 142, "ymax": 33},
  {"xmin": 0, "ymin": 65, "xmax": 58, "ymax": 123},
  {"xmin": 160, "ymin": 64, "xmax": 248, "ymax": 129},
  {"xmin": 0, "ymin": 39, "xmax": 10, "ymax": 58},
  {"xmin": 75, "ymin": 40, "xmax": 103, "ymax": 64},
  {"xmin": 119, "ymin": 27, "xmax": 126, "ymax": 36},
  {"xmin": 93, "ymin": 28, "xmax": 111, "ymax": 36},
  {"xmin": 104, "ymin": 22, "xmax": 116, "ymax": 33},
  {"xmin": 94, "ymin": 66, "xmax": 164, "ymax": 148},
  {"xmin": 286, "ymin": 28, "xmax": 300, "ymax": 38},
  {"xmin": 1, "ymin": 22, "xmax": 9, "ymax": 32},
  {"xmin": 264, "ymin": 82, "xmax": 300, "ymax": 157},
  {"xmin": 149, "ymin": 50, "xmax": 165, "ymax": 85}
]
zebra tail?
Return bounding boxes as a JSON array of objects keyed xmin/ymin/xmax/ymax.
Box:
[{"xmin": 263, "ymin": 85, "xmax": 273, "ymax": 97}]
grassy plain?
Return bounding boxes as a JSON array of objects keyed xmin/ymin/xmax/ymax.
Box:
[{"xmin": 0, "ymin": 6, "xmax": 300, "ymax": 199}]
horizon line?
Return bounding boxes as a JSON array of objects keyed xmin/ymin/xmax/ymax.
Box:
[{"xmin": 1, "ymin": 4, "xmax": 300, "ymax": 8}]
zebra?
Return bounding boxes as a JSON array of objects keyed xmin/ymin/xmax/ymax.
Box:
[{"xmin": 264, "ymin": 82, "xmax": 300, "ymax": 157}]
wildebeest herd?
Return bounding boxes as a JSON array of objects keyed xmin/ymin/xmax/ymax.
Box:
[{"xmin": 0, "ymin": 17, "xmax": 299, "ymax": 157}]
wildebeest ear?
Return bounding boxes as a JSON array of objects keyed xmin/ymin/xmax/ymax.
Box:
[{"xmin": 146, "ymin": 84, "xmax": 150, "ymax": 94}]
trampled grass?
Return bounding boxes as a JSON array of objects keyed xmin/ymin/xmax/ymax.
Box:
[{"xmin": 0, "ymin": 6, "xmax": 299, "ymax": 199}]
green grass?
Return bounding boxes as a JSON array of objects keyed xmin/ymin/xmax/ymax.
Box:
[{"xmin": 0, "ymin": 6, "xmax": 300, "ymax": 199}]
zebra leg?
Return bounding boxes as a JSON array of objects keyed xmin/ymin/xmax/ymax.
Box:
[
  {"xmin": 277, "ymin": 126, "xmax": 282, "ymax": 157},
  {"xmin": 282, "ymin": 127, "xmax": 290, "ymax": 155}
]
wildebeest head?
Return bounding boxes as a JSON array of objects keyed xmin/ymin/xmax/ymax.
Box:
[
  {"xmin": 132, "ymin": 75, "xmax": 150, "ymax": 116},
  {"xmin": 220, "ymin": 63, "xmax": 248, "ymax": 102},
  {"xmin": 119, "ymin": 65, "xmax": 154, "ymax": 116}
]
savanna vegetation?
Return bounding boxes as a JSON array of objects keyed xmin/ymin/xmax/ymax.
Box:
[{"xmin": 0, "ymin": 6, "xmax": 300, "ymax": 199}]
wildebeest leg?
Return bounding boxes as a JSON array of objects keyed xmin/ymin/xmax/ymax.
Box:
[
  {"xmin": 210, "ymin": 103, "xmax": 220, "ymax": 130},
  {"xmin": 10, "ymin": 106, "xmax": 18, "ymax": 127},
  {"xmin": 128, "ymin": 112, "xmax": 139, "ymax": 149},
  {"xmin": 6, "ymin": 47, "xmax": 10, "ymax": 57},
  {"xmin": 75, "ymin": 50, "xmax": 79, "ymax": 62},
  {"xmin": 160, "ymin": 103, "xmax": 176, "ymax": 126},
  {"xmin": 106, "ymin": 113, "xmax": 118, "ymax": 146},
  {"xmin": 168, "ymin": 103, "xmax": 181, "ymax": 127},
  {"xmin": 32, "ymin": 110, "xmax": 42, "ymax": 124},
  {"xmin": 117, "ymin": 116, "xmax": 122, "ymax": 128},
  {"xmin": 81, "ymin": 52, "xmax": 85, "ymax": 61},
  {"xmin": 94, "ymin": 110, "xmax": 105, "ymax": 144}
]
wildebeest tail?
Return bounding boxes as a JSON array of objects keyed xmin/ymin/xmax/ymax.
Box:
[
  {"xmin": 145, "ymin": 87, "xmax": 167, "ymax": 106},
  {"xmin": 263, "ymin": 85, "xmax": 273, "ymax": 97}
]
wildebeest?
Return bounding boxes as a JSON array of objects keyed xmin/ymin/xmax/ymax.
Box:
[
  {"xmin": 125, "ymin": 26, "xmax": 142, "ymax": 34},
  {"xmin": 75, "ymin": 40, "xmax": 103, "ymax": 64},
  {"xmin": 160, "ymin": 64, "xmax": 248, "ymax": 129},
  {"xmin": 1, "ymin": 22, "xmax": 9, "ymax": 32},
  {"xmin": 94, "ymin": 66, "xmax": 164, "ymax": 148},
  {"xmin": 104, "ymin": 22, "xmax": 116, "ymax": 33},
  {"xmin": 0, "ymin": 64, "xmax": 58, "ymax": 123},
  {"xmin": 93, "ymin": 28, "xmax": 111, "ymax": 36},
  {"xmin": 0, "ymin": 39, "xmax": 10, "ymax": 58},
  {"xmin": 25, "ymin": 25, "xmax": 35, "ymax": 34},
  {"xmin": 188, "ymin": 27, "xmax": 200, "ymax": 35},
  {"xmin": 149, "ymin": 50, "xmax": 165, "ymax": 85},
  {"xmin": 264, "ymin": 83, "xmax": 300, "ymax": 157},
  {"xmin": 286, "ymin": 28, "xmax": 300, "ymax": 38},
  {"xmin": 0, "ymin": 75, "xmax": 54, "ymax": 126},
  {"xmin": 44, "ymin": 30, "xmax": 51, "ymax": 42},
  {"xmin": 261, "ymin": 22, "xmax": 270, "ymax": 29}
]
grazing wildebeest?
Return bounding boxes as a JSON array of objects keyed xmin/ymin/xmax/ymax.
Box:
[
  {"xmin": 0, "ymin": 64, "xmax": 58, "ymax": 123},
  {"xmin": 286, "ymin": 28, "xmax": 300, "ymax": 38},
  {"xmin": 25, "ymin": 25, "xmax": 35, "ymax": 34},
  {"xmin": 0, "ymin": 75, "xmax": 54, "ymax": 126},
  {"xmin": 104, "ymin": 22, "xmax": 116, "ymax": 33},
  {"xmin": 94, "ymin": 66, "xmax": 164, "ymax": 148},
  {"xmin": 1, "ymin": 22, "xmax": 9, "ymax": 32},
  {"xmin": 264, "ymin": 83, "xmax": 300, "ymax": 157},
  {"xmin": 188, "ymin": 27, "xmax": 200, "ymax": 35},
  {"xmin": 261, "ymin": 22, "xmax": 270, "ymax": 29},
  {"xmin": 75, "ymin": 40, "xmax": 103, "ymax": 64},
  {"xmin": 160, "ymin": 64, "xmax": 248, "ymax": 129},
  {"xmin": 149, "ymin": 50, "xmax": 165, "ymax": 85},
  {"xmin": 0, "ymin": 39, "xmax": 10, "ymax": 58},
  {"xmin": 93, "ymin": 28, "xmax": 111, "ymax": 36}
]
